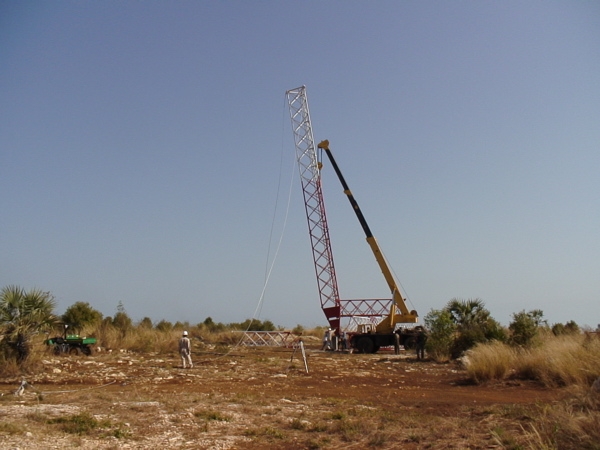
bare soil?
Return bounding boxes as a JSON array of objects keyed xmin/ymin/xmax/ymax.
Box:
[{"xmin": 0, "ymin": 341, "xmax": 561, "ymax": 449}]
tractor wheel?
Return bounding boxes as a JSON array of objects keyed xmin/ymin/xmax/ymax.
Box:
[
  {"xmin": 81, "ymin": 346, "xmax": 92, "ymax": 356},
  {"xmin": 69, "ymin": 346, "xmax": 80, "ymax": 356},
  {"xmin": 355, "ymin": 336, "xmax": 375, "ymax": 354},
  {"xmin": 53, "ymin": 345, "xmax": 61, "ymax": 356}
]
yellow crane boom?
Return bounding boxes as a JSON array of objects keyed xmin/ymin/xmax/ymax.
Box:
[{"xmin": 317, "ymin": 140, "xmax": 418, "ymax": 334}]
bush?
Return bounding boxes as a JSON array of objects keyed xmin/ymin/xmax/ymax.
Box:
[
  {"xmin": 443, "ymin": 298, "xmax": 506, "ymax": 358},
  {"xmin": 508, "ymin": 309, "xmax": 546, "ymax": 347},
  {"xmin": 552, "ymin": 320, "xmax": 580, "ymax": 336},
  {"xmin": 0, "ymin": 286, "xmax": 58, "ymax": 364},
  {"xmin": 61, "ymin": 302, "xmax": 103, "ymax": 333},
  {"xmin": 423, "ymin": 309, "xmax": 456, "ymax": 362},
  {"xmin": 231, "ymin": 318, "xmax": 276, "ymax": 331},
  {"xmin": 138, "ymin": 317, "xmax": 153, "ymax": 329},
  {"xmin": 155, "ymin": 320, "xmax": 173, "ymax": 332}
]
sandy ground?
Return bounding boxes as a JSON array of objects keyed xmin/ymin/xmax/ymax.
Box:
[{"xmin": 0, "ymin": 342, "xmax": 560, "ymax": 449}]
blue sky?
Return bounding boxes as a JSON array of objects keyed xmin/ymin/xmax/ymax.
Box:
[{"xmin": 2, "ymin": 1, "xmax": 599, "ymax": 329}]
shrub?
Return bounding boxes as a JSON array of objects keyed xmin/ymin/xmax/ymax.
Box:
[
  {"xmin": 552, "ymin": 320, "xmax": 580, "ymax": 336},
  {"xmin": 138, "ymin": 317, "xmax": 153, "ymax": 329},
  {"xmin": 508, "ymin": 309, "xmax": 546, "ymax": 347},
  {"xmin": 61, "ymin": 302, "xmax": 103, "ymax": 333},
  {"xmin": 423, "ymin": 309, "xmax": 456, "ymax": 362},
  {"xmin": 0, "ymin": 285, "xmax": 58, "ymax": 364},
  {"xmin": 444, "ymin": 298, "xmax": 506, "ymax": 358},
  {"xmin": 155, "ymin": 320, "xmax": 173, "ymax": 332}
]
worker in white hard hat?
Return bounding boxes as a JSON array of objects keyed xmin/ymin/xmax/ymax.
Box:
[
  {"xmin": 178, "ymin": 330, "xmax": 193, "ymax": 368},
  {"xmin": 321, "ymin": 327, "xmax": 333, "ymax": 351}
]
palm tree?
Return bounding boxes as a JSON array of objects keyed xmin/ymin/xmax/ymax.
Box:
[
  {"xmin": 444, "ymin": 298, "xmax": 505, "ymax": 358},
  {"xmin": 445, "ymin": 298, "xmax": 490, "ymax": 328},
  {"xmin": 0, "ymin": 285, "xmax": 58, "ymax": 363}
]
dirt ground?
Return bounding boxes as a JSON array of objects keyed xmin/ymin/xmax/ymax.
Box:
[{"xmin": 0, "ymin": 341, "xmax": 561, "ymax": 449}]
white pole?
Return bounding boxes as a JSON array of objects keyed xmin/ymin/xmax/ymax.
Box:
[{"xmin": 299, "ymin": 340, "xmax": 309, "ymax": 373}]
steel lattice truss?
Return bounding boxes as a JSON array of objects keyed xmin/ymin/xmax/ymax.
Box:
[
  {"xmin": 286, "ymin": 86, "xmax": 341, "ymax": 329},
  {"xmin": 235, "ymin": 331, "xmax": 295, "ymax": 347},
  {"xmin": 286, "ymin": 86, "xmax": 393, "ymax": 331},
  {"xmin": 340, "ymin": 298, "xmax": 391, "ymax": 317}
]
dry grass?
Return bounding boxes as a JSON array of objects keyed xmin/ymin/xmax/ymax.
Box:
[
  {"xmin": 523, "ymin": 385, "xmax": 600, "ymax": 450},
  {"xmin": 0, "ymin": 344, "xmax": 594, "ymax": 449},
  {"xmin": 515, "ymin": 333, "xmax": 600, "ymax": 387},
  {"xmin": 2, "ymin": 326, "xmax": 598, "ymax": 448},
  {"xmin": 463, "ymin": 333, "xmax": 600, "ymax": 449},
  {"xmin": 464, "ymin": 333, "xmax": 600, "ymax": 388},
  {"xmin": 464, "ymin": 340, "xmax": 518, "ymax": 383}
]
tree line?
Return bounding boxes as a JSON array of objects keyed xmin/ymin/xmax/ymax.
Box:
[
  {"xmin": 1, "ymin": 285, "xmax": 584, "ymax": 367},
  {"xmin": 0, "ymin": 285, "xmax": 278, "ymax": 366}
]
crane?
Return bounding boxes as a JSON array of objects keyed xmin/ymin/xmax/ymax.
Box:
[{"xmin": 286, "ymin": 86, "xmax": 419, "ymax": 353}]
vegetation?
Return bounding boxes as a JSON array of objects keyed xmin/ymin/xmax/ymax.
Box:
[
  {"xmin": 0, "ymin": 285, "xmax": 58, "ymax": 364},
  {"xmin": 552, "ymin": 319, "xmax": 580, "ymax": 336},
  {"xmin": 61, "ymin": 301, "xmax": 103, "ymax": 333},
  {"xmin": 0, "ymin": 284, "xmax": 299, "ymax": 372},
  {"xmin": 508, "ymin": 309, "xmax": 546, "ymax": 347},
  {"xmin": 0, "ymin": 284, "xmax": 598, "ymax": 449},
  {"xmin": 464, "ymin": 332, "xmax": 600, "ymax": 449},
  {"xmin": 423, "ymin": 308, "xmax": 456, "ymax": 361},
  {"xmin": 424, "ymin": 298, "xmax": 506, "ymax": 360}
]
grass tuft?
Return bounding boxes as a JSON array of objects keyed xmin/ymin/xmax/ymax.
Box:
[
  {"xmin": 47, "ymin": 412, "xmax": 105, "ymax": 435},
  {"xmin": 464, "ymin": 340, "xmax": 517, "ymax": 383}
]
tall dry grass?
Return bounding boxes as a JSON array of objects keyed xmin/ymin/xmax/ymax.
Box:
[
  {"xmin": 462, "ymin": 340, "xmax": 517, "ymax": 383},
  {"xmin": 522, "ymin": 384, "xmax": 600, "ymax": 450},
  {"xmin": 515, "ymin": 333, "xmax": 600, "ymax": 387},
  {"xmin": 464, "ymin": 332, "xmax": 600, "ymax": 388},
  {"xmin": 465, "ymin": 333, "xmax": 600, "ymax": 449}
]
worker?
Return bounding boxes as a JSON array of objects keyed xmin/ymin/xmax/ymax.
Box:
[
  {"xmin": 340, "ymin": 330, "xmax": 348, "ymax": 351},
  {"xmin": 394, "ymin": 331, "xmax": 401, "ymax": 355},
  {"xmin": 321, "ymin": 328, "xmax": 332, "ymax": 351},
  {"xmin": 415, "ymin": 326, "xmax": 428, "ymax": 360},
  {"xmin": 179, "ymin": 331, "xmax": 193, "ymax": 368}
]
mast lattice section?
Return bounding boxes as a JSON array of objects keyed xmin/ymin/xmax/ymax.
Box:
[{"xmin": 286, "ymin": 86, "xmax": 341, "ymax": 329}]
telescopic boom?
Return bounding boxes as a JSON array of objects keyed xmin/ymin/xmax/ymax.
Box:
[{"xmin": 317, "ymin": 140, "xmax": 418, "ymax": 333}]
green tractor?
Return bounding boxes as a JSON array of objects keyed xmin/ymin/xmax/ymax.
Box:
[{"xmin": 45, "ymin": 325, "xmax": 96, "ymax": 356}]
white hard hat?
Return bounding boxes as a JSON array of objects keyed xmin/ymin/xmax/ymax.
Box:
[{"xmin": 183, "ymin": 331, "xmax": 188, "ymax": 336}]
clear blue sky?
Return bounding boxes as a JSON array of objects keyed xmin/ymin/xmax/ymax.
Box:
[{"xmin": 2, "ymin": 1, "xmax": 599, "ymax": 329}]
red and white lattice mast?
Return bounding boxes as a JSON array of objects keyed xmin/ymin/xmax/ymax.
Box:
[{"xmin": 286, "ymin": 86, "xmax": 392, "ymax": 332}]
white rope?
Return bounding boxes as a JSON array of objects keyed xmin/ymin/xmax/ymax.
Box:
[
  {"xmin": 39, "ymin": 379, "xmax": 118, "ymax": 394},
  {"xmin": 244, "ymin": 99, "xmax": 297, "ymax": 333},
  {"xmin": 220, "ymin": 99, "xmax": 297, "ymax": 355},
  {"xmin": 9, "ymin": 378, "xmax": 117, "ymax": 397}
]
